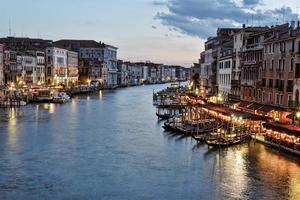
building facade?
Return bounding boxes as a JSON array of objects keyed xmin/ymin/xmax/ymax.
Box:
[{"xmin": 0, "ymin": 44, "xmax": 4, "ymax": 85}]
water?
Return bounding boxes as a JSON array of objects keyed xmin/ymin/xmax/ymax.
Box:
[{"xmin": 0, "ymin": 83, "xmax": 299, "ymax": 200}]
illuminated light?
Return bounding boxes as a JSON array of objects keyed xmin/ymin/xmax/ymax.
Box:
[{"xmin": 296, "ymin": 112, "xmax": 300, "ymax": 118}]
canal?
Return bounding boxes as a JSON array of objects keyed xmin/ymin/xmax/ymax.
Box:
[{"xmin": 0, "ymin": 83, "xmax": 299, "ymax": 200}]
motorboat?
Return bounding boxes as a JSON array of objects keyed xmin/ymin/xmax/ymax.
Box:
[{"xmin": 53, "ymin": 92, "xmax": 70, "ymax": 103}]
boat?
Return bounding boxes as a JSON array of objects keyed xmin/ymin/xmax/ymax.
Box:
[
  {"xmin": 163, "ymin": 121, "xmax": 180, "ymax": 132},
  {"xmin": 33, "ymin": 89, "xmax": 53, "ymax": 102},
  {"xmin": 156, "ymin": 112, "xmax": 171, "ymax": 120},
  {"xmin": 53, "ymin": 92, "xmax": 71, "ymax": 103},
  {"xmin": 205, "ymin": 134, "xmax": 251, "ymax": 147},
  {"xmin": 176, "ymin": 119, "xmax": 217, "ymax": 135}
]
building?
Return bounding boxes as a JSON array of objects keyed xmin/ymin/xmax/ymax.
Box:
[
  {"xmin": 262, "ymin": 24, "xmax": 297, "ymax": 109},
  {"xmin": 54, "ymin": 40, "xmax": 116, "ymax": 86},
  {"xmin": 67, "ymin": 51, "xmax": 79, "ymax": 85},
  {"xmin": 19, "ymin": 53, "xmax": 38, "ymax": 85},
  {"xmin": 0, "ymin": 37, "xmax": 52, "ymax": 52},
  {"xmin": 4, "ymin": 50, "xmax": 19, "ymax": 84},
  {"xmin": 231, "ymin": 26, "xmax": 269, "ymax": 101},
  {"xmin": 218, "ymin": 47, "xmax": 233, "ymax": 102},
  {"xmin": 103, "ymin": 45, "xmax": 118, "ymax": 87},
  {"xmin": 216, "ymin": 28, "xmax": 240, "ymax": 100},
  {"xmin": 46, "ymin": 47, "xmax": 76, "ymax": 86},
  {"xmin": 200, "ymin": 37, "xmax": 218, "ymax": 96},
  {"xmin": 0, "ymin": 44, "xmax": 4, "ymax": 85}
]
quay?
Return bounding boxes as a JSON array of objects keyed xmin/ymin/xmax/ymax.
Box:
[{"xmin": 154, "ymin": 83, "xmax": 300, "ymax": 156}]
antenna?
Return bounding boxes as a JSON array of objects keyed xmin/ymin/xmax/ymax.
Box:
[
  {"xmin": 8, "ymin": 17, "xmax": 11, "ymax": 36},
  {"xmin": 283, "ymin": 7, "xmax": 285, "ymax": 23}
]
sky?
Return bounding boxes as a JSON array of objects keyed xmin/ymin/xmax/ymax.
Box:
[{"xmin": 0, "ymin": 0, "xmax": 299, "ymax": 67}]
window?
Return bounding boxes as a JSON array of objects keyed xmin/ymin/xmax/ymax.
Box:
[
  {"xmin": 287, "ymin": 80, "xmax": 293, "ymax": 92},
  {"xmin": 280, "ymin": 95, "xmax": 283, "ymax": 105},
  {"xmin": 271, "ymin": 60, "xmax": 274, "ymax": 71},
  {"xmin": 288, "ymin": 95, "xmax": 292, "ymax": 104},
  {"xmin": 269, "ymin": 93, "xmax": 272, "ymax": 103},
  {"xmin": 269, "ymin": 79, "xmax": 273, "ymax": 88},
  {"xmin": 290, "ymin": 58, "xmax": 294, "ymax": 71},
  {"xmin": 282, "ymin": 59, "xmax": 285, "ymax": 72},
  {"xmin": 296, "ymin": 63, "xmax": 300, "ymax": 78},
  {"xmin": 276, "ymin": 94, "xmax": 279, "ymax": 104}
]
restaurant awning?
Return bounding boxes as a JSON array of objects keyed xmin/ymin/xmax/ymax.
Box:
[
  {"xmin": 205, "ymin": 103, "xmax": 270, "ymax": 121},
  {"xmin": 263, "ymin": 122, "xmax": 300, "ymax": 136}
]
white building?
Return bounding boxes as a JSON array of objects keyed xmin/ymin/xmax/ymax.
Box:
[
  {"xmin": 218, "ymin": 50, "xmax": 233, "ymax": 101},
  {"xmin": 67, "ymin": 51, "xmax": 79, "ymax": 85},
  {"xmin": 20, "ymin": 54, "xmax": 37, "ymax": 85},
  {"xmin": 0, "ymin": 44, "xmax": 4, "ymax": 85},
  {"xmin": 143, "ymin": 66, "xmax": 148, "ymax": 82},
  {"xmin": 36, "ymin": 51, "xmax": 46, "ymax": 85},
  {"xmin": 103, "ymin": 45, "xmax": 118, "ymax": 87},
  {"xmin": 46, "ymin": 47, "xmax": 68, "ymax": 86}
]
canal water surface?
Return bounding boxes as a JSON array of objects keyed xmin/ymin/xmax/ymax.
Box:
[{"xmin": 0, "ymin": 84, "xmax": 299, "ymax": 200}]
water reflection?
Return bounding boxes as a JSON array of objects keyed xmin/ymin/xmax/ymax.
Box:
[
  {"xmin": 0, "ymin": 84, "xmax": 299, "ymax": 199},
  {"xmin": 7, "ymin": 108, "xmax": 18, "ymax": 150}
]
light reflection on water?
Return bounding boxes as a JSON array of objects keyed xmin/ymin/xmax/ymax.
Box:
[{"xmin": 0, "ymin": 84, "xmax": 299, "ymax": 200}]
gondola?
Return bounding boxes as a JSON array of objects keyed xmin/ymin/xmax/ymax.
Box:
[
  {"xmin": 205, "ymin": 134, "xmax": 251, "ymax": 147},
  {"xmin": 156, "ymin": 113, "xmax": 172, "ymax": 120}
]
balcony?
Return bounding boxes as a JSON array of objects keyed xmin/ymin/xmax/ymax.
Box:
[
  {"xmin": 231, "ymin": 80, "xmax": 240, "ymax": 86},
  {"xmin": 242, "ymin": 60, "xmax": 257, "ymax": 65},
  {"xmin": 288, "ymin": 101, "xmax": 299, "ymax": 110}
]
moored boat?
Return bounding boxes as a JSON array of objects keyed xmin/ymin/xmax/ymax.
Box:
[
  {"xmin": 205, "ymin": 134, "xmax": 251, "ymax": 147},
  {"xmin": 53, "ymin": 92, "xmax": 71, "ymax": 103}
]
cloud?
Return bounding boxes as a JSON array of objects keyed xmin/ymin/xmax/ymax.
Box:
[
  {"xmin": 243, "ymin": 0, "xmax": 261, "ymax": 6},
  {"xmin": 152, "ymin": 0, "xmax": 168, "ymax": 6},
  {"xmin": 155, "ymin": 0, "xmax": 298, "ymax": 39},
  {"xmin": 152, "ymin": 25, "xmax": 157, "ymax": 29}
]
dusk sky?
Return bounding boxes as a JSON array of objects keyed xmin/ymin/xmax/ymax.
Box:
[{"xmin": 0, "ymin": 0, "xmax": 299, "ymax": 66}]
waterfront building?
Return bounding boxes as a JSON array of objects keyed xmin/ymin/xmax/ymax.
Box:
[
  {"xmin": 216, "ymin": 28, "xmax": 240, "ymax": 101},
  {"xmin": 240, "ymin": 24, "xmax": 289, "ymax": 103},
  {"xmin": 103, "ymin": 45, "xmax": 118, "ymax": 87},
  {"xmin": 54, "ymin": 40, "xmax": 116, "ymax": 86},
  {"xmin": 293, "ymin": 23, "xmax": 300, "ymax": 107},
  {"xmin": 66, "ymin": 50, "xmax": 79, "ymax": 86},
  {"xmin": 0, "ymin": 37, "xmax": 52, "ymax": 52},
  {"xmin": 218, "ymin": 46, "xmax": 233, "ymax": 102},
  {"xmin": 0, "ymin": 44, "xmax": 4, "ymax": 85},
  {"xmin": 46, "ymin": 47, "xmax": 78, "ymax": 86},
  {"xmin": 4, "ymin": 50, "xmax": 19, "ymax": 84},
  {"xmin": 261, "ymin": 25, "xmax": 295, "ymax": 109},
  {"xmin": 35, "ymin": 51, "xmax": 46, "ymax": 85},
  {"xmin": 18, "ymin": 52, "xmax": 39, "ymax": 85},
  {"xmin": 200, "ymin": 37, "xmax": 218, "ymax": 96},
  {"xmin": 117, "ymin": 60, "xmax": 129, "ymax": 86},
  {"xmin": 231, "ymin": 26, "xmax": 269, "ymax": 101},
  {"xmin": 143, "ymin": 65, "xmax": 149, "ymax": 82}
]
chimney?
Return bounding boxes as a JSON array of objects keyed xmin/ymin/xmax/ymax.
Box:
[
  {"xmin": 289, "ymin": 28, "xmax": 293, "ymax": 37},
  {"xmin": 290, "ymin": 20, "xmax": 295, "ymax": 29},
  {"xmin": 242, "ymin": 24, "xmax": 246, "ymax": 29}
]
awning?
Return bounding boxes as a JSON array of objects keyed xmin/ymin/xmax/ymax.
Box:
[
  {"xmin": 263, "ymin": 122, "xmax": 300, "ymax": 136},
  {"xmin": 205, "ymin": 103, "xmax": 270, "ymax": 121},
  {"xmin": 257, "ymin": 105, "xmax": 288, "ymax": 114}
]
